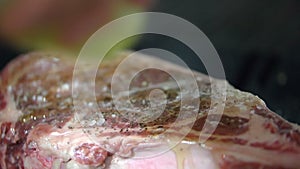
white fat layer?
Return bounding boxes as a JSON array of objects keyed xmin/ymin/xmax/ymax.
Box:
[
  {"xmin": 52, "ymin": 159, "xmax": 100, "ymax": 169},
  {"xmin": 108, "ymin": 143, "xmax": 218, "ymax": 169},
  {"xmin": 184, "ymin": 144, "xmax": 219, "ymax": 169},
  {"xmin": 0, "ymin": 89, "xmax": 22, "ymax": 122},
  {"xmin": 27, "ymin": 122, "xmax": 149, "ymax": 168},
  {"xmin": 24, "ymin": 156, "xmax": 46, "ymax": 169},
  {"xmin": 27, "ymin": 121, "xmax": 219, "ymax": 169}
]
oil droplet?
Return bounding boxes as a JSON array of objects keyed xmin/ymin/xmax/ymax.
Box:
[{"xmin": 141, "ymin": 81, "xmax": 148, "ymax": 87}]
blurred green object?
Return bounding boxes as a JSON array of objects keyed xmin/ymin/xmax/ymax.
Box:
[{"xmin": 0, "ymin": 0, "xmax": 150, "ymax": 56}]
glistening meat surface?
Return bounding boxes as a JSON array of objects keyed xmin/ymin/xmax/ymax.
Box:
[{"xmin": 0, "ymin": 52, "xmax": 300, "ymax": 169}]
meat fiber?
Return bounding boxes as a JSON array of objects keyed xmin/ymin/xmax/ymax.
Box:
[{"xmin": 0, "ymin": 52, "xmax": 300, "ymax": 169}]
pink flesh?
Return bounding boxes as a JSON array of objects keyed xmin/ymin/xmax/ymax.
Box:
[{"xmin": 0, "ymin": 52, "xmax": 300, "ymax": 169}]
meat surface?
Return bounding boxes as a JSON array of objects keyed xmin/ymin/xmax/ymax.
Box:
[{"xmin": 0, "ymin": 52, "xmax": 300, "ymax": 169}]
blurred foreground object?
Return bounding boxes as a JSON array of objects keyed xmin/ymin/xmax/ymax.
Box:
[{"xmin": 0, "ymin": 0, "xmax": 152, "ymax": 54}]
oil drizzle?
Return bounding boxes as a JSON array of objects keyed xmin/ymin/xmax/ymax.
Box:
[{"xmin": 173, "ymin": 144, "xmax": 190, "ymax": 169}]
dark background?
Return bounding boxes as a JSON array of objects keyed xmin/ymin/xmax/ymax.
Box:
[{"xmin": 1, "ymin": 0, "xmax": 300, "ymax": 123}]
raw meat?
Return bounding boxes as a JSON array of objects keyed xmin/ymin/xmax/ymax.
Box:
[{"xmin": 0, "ymin": 52, "xmax": 300, "ymax": 169}]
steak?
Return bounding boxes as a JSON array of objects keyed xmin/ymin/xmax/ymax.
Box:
[{"xmin": 0, "ymin": 52, "xmax": 300, "ymax": 169}]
